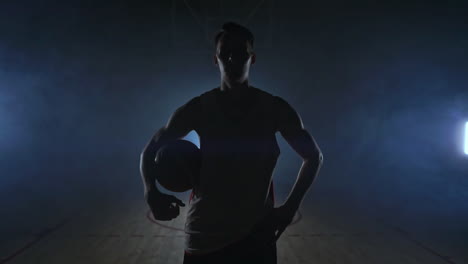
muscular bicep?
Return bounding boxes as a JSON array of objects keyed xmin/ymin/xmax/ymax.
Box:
[
  {"xmin": 275, "ymin": 96, "xmax": 322, "ymax": 161},
  {"xmin": 161, "ymin": 105, "xmax": 195, "ymax": 140},
  {"xmin": 145, "ymin": 97, "xmax": 200, "ymax": 152}
]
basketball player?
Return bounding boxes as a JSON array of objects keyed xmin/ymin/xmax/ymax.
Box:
[{"xmin": 140, "ymin": 22, "xmax": 323, "ymax": 264}]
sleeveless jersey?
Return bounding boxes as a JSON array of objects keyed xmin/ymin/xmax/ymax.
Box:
[{"xmin": 184, "ymin": 86, "xmax": 280, "ymax": 255}]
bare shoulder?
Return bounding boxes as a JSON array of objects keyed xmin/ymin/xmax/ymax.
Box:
[
  {"xmin": 249, "ymin": 88, "xmax": 303, "ymax": 132},
  {"xmin": 271, "ymin": 94, "xmax": 323, "ymax": 161},
  {"xmin": 159, "ymin": 96, "xmax": 202, "ymax": 141},
  {"xmin": 175, "ymin": 96, "xmax": 201, "ymax": 114},
  {"xmin": 271, "ymin": 95, "xmax": 304, "ymax": 134}
]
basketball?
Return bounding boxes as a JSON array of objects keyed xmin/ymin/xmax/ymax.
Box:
[{"xmin": 154, "ymin": 140, "xmax": 201, "ymax": 193}]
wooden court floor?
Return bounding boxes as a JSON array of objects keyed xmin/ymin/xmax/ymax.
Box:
[{"xmin": 1, "ymin": 195, "xmax": 466, "ymax": 264}]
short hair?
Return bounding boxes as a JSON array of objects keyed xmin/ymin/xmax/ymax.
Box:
[{"xmin": 214, "ymin": 22, "xmax": 254, "ymax": 50}]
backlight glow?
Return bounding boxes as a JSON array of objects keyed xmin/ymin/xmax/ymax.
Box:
[{"xmin": 465, "ymin": 122, "xmax": 468, "ymax": 155}]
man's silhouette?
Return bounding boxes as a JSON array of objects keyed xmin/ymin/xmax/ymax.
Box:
[{"xmin": 140, "ymin": 22, "xmax": 323, "ymax": 264}]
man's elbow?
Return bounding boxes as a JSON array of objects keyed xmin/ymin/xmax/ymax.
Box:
[
  {"xmin": 304, "ymin": 150, "xmax": 323, "ymax": 164},
  {"xmin": 318, "ymin": 152, "xmax": 324, "ymax": 164},
  {"xmin": 140, "ymin": 144, "xmax": 151, "ymax": 159},
  {"xmin": 140, "ymin": 142, "xmax": 157, "ymax": 165},
  {"xmin": 140, "ymin": 151, "xmax": 147, "ymax": 162}
]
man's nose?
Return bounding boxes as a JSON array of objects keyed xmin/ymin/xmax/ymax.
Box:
[{"xmin": 226, "ymin": 54, "xmax": 247, "ymax": 64}]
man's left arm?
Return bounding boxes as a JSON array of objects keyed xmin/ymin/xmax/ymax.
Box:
[{"xmin": 275, "ymin": 96, "xmax": 323, "ymax": 218}]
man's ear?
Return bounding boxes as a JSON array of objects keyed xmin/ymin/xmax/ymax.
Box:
[
  {"xmin": 251, "ymin": 53, "xmax": 256, "ymax": 65},
  {"xmin": 214, "ymin": 55, "xmax": 218, "ymax": 65}
]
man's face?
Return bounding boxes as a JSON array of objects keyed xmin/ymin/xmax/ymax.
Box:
[{"xmin": 214, "ymin": 34, "xmax": 255, "ymax": 82}]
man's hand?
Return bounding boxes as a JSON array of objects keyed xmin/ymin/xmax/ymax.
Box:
[
  {"xmin": 270, "ymin": 204, "xmax": 297, "ymax": 241},
  {"xmin": 145, "ymin": 189, "xmax": 185, "ymax": 221}
]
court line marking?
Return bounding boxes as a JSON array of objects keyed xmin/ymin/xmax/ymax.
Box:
[
  {"xmin": 0, "ymin": 219, "xmax": 70, "ymax": 264},
  {"xmin": 78, "ymin": 232, "xmax": 384, "ymax": 238},
  {"xmin": 146, "ymin": 209, "xmax": 302, "ymax": 232},
  {"xmin": 377, "ymin": 218, "xmax": 458, "ymax": 264}
]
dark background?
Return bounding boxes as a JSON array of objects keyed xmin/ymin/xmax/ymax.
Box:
[{"xmin": 1, "ymin": 0, "xmax": 467, "ymax": 255}]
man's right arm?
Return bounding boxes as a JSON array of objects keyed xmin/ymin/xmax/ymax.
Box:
[
  {"xmin": 139, "ymin": 97, "xmax": 200, "ymax": 194},
  {"xmin": 139, "ymin": 127, "xmax": 173, "ymax": 193}
]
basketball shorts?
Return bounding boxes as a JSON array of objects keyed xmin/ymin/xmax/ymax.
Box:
[{"xmin": 183, "ymin": 211, "xmax": 277, "ymax": 264}]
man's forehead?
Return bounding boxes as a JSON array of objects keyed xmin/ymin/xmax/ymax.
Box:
[{"xmin": 217, "ymin": 36, "xmax": 251, "ymax": 51}]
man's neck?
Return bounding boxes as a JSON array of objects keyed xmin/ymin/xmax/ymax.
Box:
[{"xmin": 220, "ymin": 79, "xmax": 250, "ymax": 93}]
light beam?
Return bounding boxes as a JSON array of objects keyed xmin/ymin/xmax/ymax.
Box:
[{"xmin": 465, "ymin": 122, "xmax": 468, "ymax": 155}]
